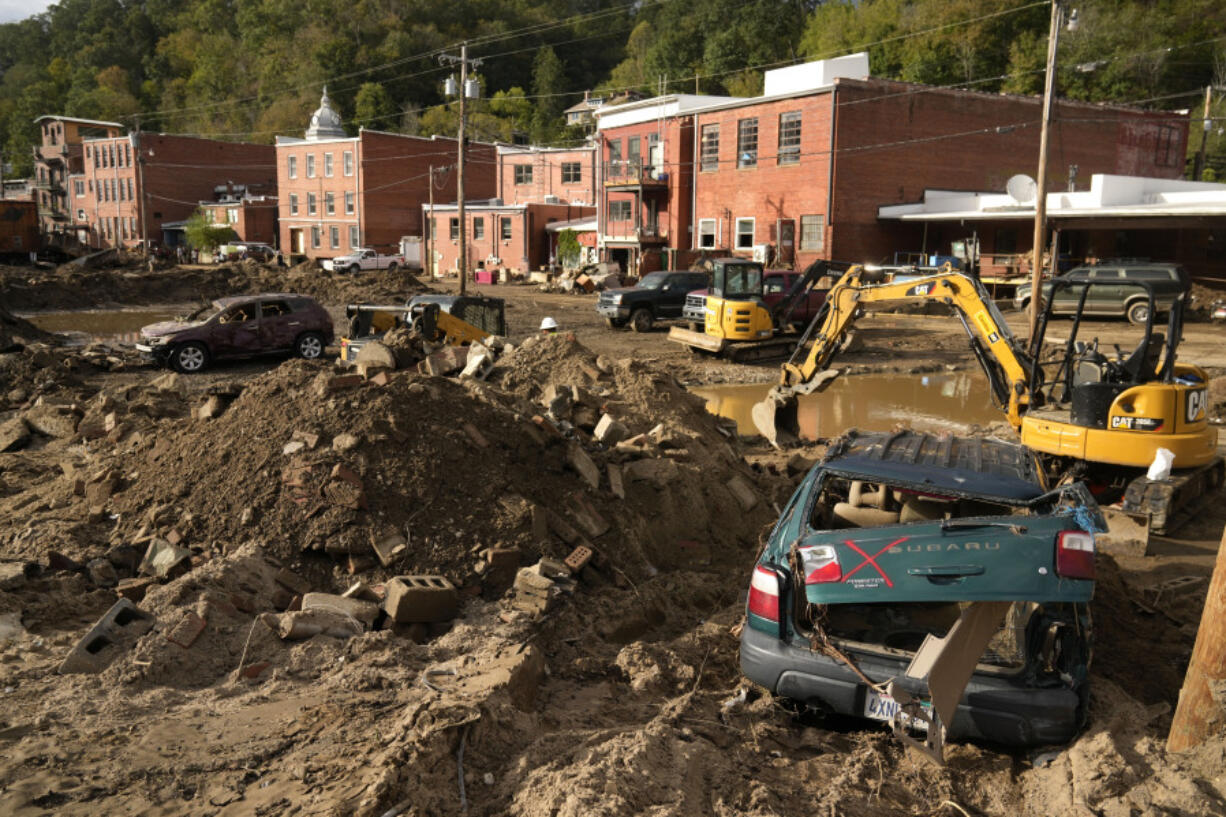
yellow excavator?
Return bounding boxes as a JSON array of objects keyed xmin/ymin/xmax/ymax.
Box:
[
  {"xmin": 340, "ymin": 294, "xmax": 506, "ymax": 362},
  {"xmin": 753, "ymin": 265, "xmax": 1221, "ymax": 536}
]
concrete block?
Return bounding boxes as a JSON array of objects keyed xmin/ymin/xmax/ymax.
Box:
[
  {"xmin": 417, "ymin": 346, "xmax": 467, "ymax": 376},
  {"xmin": 726, "ymin": 475, "xmax": 759, "ymax": 511},
  {"xmin": 115, "ymin": 577, "xmax": 158, "ymax": 602},
  {"xmin": 594, "ymin": 414, "xmax": 628, "ymax": 445},
  {"xmin": 59, "ymin": 599, "xmax": 155, "ymax": 674},
  {"xmin": 514, "ymin": 566, "xmax": 555, "ymax": 597},
  {"xmin": 301, "ymin": 592, "xmax": 379, "ymax": 628},
  {"xmin": 567, "ymin": 442, "xmax": 600, "ymax": 491},
  {"xmin": 138, "ymin": 538, "xmax": 191, "ymax": 579},
  {"xmin": 538, "ymin": 557, "xmax": 571, "ymax": 579},
  {"xmin": 384, "ymin": 575, "xmax": 459, "ymax": 623},
  {"xmin": 607, "ymin": 463, "xmax": 625, "ymax": 499},
  {"xmin": 372, "ymin": 532, "xmax": 407, "ymax": 567}
]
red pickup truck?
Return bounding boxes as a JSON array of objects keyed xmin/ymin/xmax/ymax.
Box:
[{"xmin": 682, "ymin": 270, "xmax": 827, "ymax": 327}]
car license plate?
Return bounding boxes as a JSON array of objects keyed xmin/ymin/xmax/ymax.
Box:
[{"xmin": 863, "ymin": 689, "xmax": 929, "ymax": 732}]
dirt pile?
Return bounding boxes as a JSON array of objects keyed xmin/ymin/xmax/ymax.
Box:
[{"xmin": 0, "ymin": 259, "xmax": 429, "ymax": 311}]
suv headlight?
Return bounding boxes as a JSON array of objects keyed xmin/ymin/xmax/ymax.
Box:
[{"xmin": 144, "ymin": 335, "xmax": 171, "ymax": 345}]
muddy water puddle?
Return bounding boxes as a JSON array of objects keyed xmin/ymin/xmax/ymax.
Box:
[
  {"xmin": 21, "ymin": 306, "xmax": 190, "ymax": 344},
  {"xmin": 693, "ymin": 371, "xmax": 1001, "ymax": 439}
]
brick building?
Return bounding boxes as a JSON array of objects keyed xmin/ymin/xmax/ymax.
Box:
[
  {"xmin": 31, "ymin": 116, "xmax": 123, "ymax": 244},
  {"xmin": 65, "ymin": 132, "xmax": 275, "ymax": 250},
  {"xmin": 275, "ymin": 89, "xmax": 496, "ymax": 261},
  {"xmin": 496, "ymin": 145, "xmax": 596, "ymax": 205},
  {"xmin": 422, "ymin": 201, "xmax": 595, "ymax": 277},
  {"xmin": 595, "ymin": 54, "xmax": 1191, "ymax": 275},
  {"xmin": 0, "ymin": 199, "xmax": 39, "ymax": 261},
  {"xmin": 198, "ymin": 194, "xmax": 279, "ymax": 246}
]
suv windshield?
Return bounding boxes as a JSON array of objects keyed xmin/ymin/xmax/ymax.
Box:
[
  {"xmin": 185, "ymin": 302, "xmax": 224, "ymax": 322},
  {"xmin": 637, "ymin": 273, "xmax": 669, "ymax": 289}
]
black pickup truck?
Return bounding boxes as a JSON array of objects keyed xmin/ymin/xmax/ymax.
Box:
[{"xmin": 595, "ymin": 270, "xmax": 709, "ymax": 332}]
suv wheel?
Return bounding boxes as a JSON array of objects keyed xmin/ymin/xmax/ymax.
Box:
[
  {"xmin": 295, "ymin": 332, "xmax": 325, "ymax": 360},
  {"xmin": 629, "ymin": 308, "xmax": 654, "ymax": 333},
  {"xmin": 171, "ymin": 341, "xmax": 209, "ymax": 373},
  {"xmin": 1126, "ymin": 300, "xmax": 1150, "ymax": 326},
  {"xmin": 348, "ymin": 263, "xmax": 361, "ymax": 275}
]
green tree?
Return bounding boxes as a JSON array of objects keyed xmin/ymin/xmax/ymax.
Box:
[
  {"xmin": 354, "ymin": 82, "xmax": 396, "ymax": 131},
  {"xmin": 556, "ymin": 228, "xmax": 581, "ymax": 268},
  {"xmin": 531, "ymin": 46, "xmax": 566, "ymax": 143},
  {"xmin": 184, "ymin": 209, "xmax": 236, "ymax": 251}
]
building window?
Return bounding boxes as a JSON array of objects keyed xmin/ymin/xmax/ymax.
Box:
[
  {"xmin": 609, "ymin": 200, "xmax": 632, "ymax": 221},
  {"xmin": 737, "ymin": 118, "xmax": 758, "ymax": 168},
  {"xmin": 92, "ymin": 148, "xmax": 99, "ymax": 169},
  {"xmin": 514, "ymin": 165, "xmax": 533, "ymax": 184},
  {"xmin": 449, "ymin": 217, "xmax": 459, "ymax": 240},
  {"xmin": 628, "ymin": 136, "xmax": 641, "ymax": 165},
  {"xmin": 76, "ymin": 209, "xmax": 85, "ymax": 221},
  {"xmin": 311, "ymin": 226, "xmax": 321, "ymax": 248},
  {"xmin": 561, "ymin": 162, "xmax": 581, "ymax": 183},
  {"xmin": 127, "ymin": 178, "xmax": 134, "ymax": 200},
  {"xmin": 700, "ymin": 124, "xmax": 719, "ymax": 172},
  {"xmin": 124, "ymin": 144, "xmax": 131, "ymax": 166},
  {"xmin": 288, "ymin": 156, "xmax": 298, "ymax": 179},
  {"xmin": 473, "ymin": 217, "xmax": 484, "ymax": 240},
  {"xmin": 343, "ymin": 151, "xmax": 354, "ymax": 176},
  {"xmin": 307, "ymin": 192, "xmax": 317, "ymax": 215},
  {"xmin": 108, "ymin": 145, "xmax": 115, "ymax": 166},
  {"xmin": 698, "ymin": 218, "xmax": 717, "ymax": 249},
  {"xmin": 501, "ymin": 216, "xmax": 512, "ymax": 241},
  {"xmin": 735, "ymin": 217, "xmax": 755, "ymax": 248},
  {"xmin": 306, "ymin": 154, "xmax": 316, "ymax": 178},
  {"xmin": 345, "ymin": 191, "xmax": 354, "ymax": 214},
  {"xmin": 74, "ymin": 181, "xmax": 84, "ymax": 197},
  {"xmin": 799, "ymin": 215, "xmax": 824, "ymax": 251},
  {"xmin": 227, "ymin": 208, "xmax": 239, "ymax": 224},
  {"xmin": 350, "ymin": 225, "xmax": 359, "ymax": 247},
  {"xmin": 1156, "ymin": 125, "xmax": 1180, "ymax": 167},
  {"xmin": 289, "ymin": 193, "xmax": 299, "ymax": 215},
  {"xmin": 608, "ymin": 139, "xmax": 622, "ymax": 162},
  {"xmin": 324, "ymin": 153, "xmax": 334, "ymax": 177},
  {"xmin": 330, "ymin": 225, "xmax": 340, "ymax": 248},
  {"xmin": 325, "ymin": 192, "xmax": 335, "ymax": 215},
  {"xmin": 778, "ymin": 112, "xmax": 801, "ymax": 165}
]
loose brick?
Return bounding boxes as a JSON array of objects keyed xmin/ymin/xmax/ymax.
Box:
[
  {"xmin": 607, "ymin": 463, "xmax": 625, "ymax": 499},
  {"xmin": 166, "ymin": 610, "xmax": 207, "ymax": 648},
  {"xmin": 115, "ymin": 576, "xmax": 158, "ymax": 602},
  {"xmin": 327, "ymin": 374, "xmax": 366, "ymax": 392},
  {"xmin": 59, "ymin": 599, "xmax": 155, "ymax": 674},
  {"xmin": 371, "ymin": 532, "xmax": 407, "ymax": 567},
  {"xmin": 564, "ymin": 545, "xmax": 594, "ymax": 574},
  {"xmin": 726, "ymin": 475, "xmax": 759, "ymax": 511}
]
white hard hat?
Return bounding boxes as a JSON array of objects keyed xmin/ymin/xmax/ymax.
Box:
[{"xmin": 540, "ymin": 317, "xmax": 558, "ymax": 330}]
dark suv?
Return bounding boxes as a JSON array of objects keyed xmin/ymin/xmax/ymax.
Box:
[
  {"xmin": 741, "ymin": 429, "xmax": 1102, "ymax": 749},
  {"xmin": 596, "ymin": 270, "xmax": 709, "ymax": 332},
  {"xmin": 137, "ymin": 293, "xmax": 334, "ymax": 373},
  {"xmin": 1014, "ymin": 261, "xmax": 1189, "ymax": 325}
]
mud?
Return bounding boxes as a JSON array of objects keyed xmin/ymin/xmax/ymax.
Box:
[{"xmin": 1, "ymin": 264, "xmax": 1225, "ymax": 817}]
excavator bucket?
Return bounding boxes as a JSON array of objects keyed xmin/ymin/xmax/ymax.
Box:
[{"xmin": 751, "ymin": 370, "xmax": 842, "ymax": 446}]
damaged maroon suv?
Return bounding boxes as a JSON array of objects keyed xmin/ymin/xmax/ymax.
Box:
[{"xmin": 137, "ymin": 294, "xmax": 334, "ymax": 373}]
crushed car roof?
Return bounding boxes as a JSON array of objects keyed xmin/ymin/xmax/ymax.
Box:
[{"xmin": 819, "ymin": 429, "xmax": 1046, "ymax": 503}]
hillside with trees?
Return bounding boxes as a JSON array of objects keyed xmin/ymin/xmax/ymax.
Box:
[{"xmin": 1, "ymin": 0, "xmax": 1223, "ymax": 178}]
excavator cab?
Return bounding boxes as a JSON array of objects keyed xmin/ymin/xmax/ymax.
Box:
[{"xmin": 704, "ymin": 258, "xmax": 773, "ymax": 342}]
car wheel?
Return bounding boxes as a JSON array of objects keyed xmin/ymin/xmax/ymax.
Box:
[
  {"xmin": 295, "ymin": 331, "xmax": 325, "ymax": 360},
  {"xmin": 387, "ymin": 262, "xmax": 398, "ymax": 272},
  {"xmin": 171, "ymin": 341, "xmax": 209, "ymax": 373},
  {"xmin": 629, "ymin": 308, "xmax": 653, "ymax": 333},
  {"xmin": 1126, "ymin": 300, "xmax": 1150, "ymax": 326},
  {"xmin": 348, "ymin": 264, "xmax": 361, "ymax": 275},
  {"xmin": 605, "ymin": 317, "xmax": 627, "ymax": 329}
]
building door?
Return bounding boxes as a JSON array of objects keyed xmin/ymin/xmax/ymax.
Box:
[
  {"xmin": 290, "ymin": 228, "xmax": 304, "ymax": 255},
  {"xmin": 608, "ymin": 247, "xmax": 631, "ymax": 276},
  {"xmin": 648, "ymin": 141, "xmax": 664, "ymax": 179},
  {"xmin": 776, "ymin": 219, "xmax": 795, "ymax": 265}
]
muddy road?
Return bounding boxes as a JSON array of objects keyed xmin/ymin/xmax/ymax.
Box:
[{"xmin": 2, "ymin": 262, "xmax": 1226, "ymax": 816}]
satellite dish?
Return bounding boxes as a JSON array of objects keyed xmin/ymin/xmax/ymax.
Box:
[{"xmin": 1006, "ymin": 174, "xmax": 1037, "ymax": 204}]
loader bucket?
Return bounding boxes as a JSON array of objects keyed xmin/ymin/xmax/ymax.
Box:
[{"xmin": 751, "ymin": 369, "xmax": 843, "ymax": 447}]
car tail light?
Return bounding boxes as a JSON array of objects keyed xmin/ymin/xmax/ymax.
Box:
[
  {"xmin": 1056, "ymin": 531, "xmax": 1096, "ymax": 579},
  {"xmin": 800, "ymin": 544, "xmax": 842, "ymax": 584},
  {"xmin": 748, "ymin": 565, "xmax": 783, "ymax": 622}
]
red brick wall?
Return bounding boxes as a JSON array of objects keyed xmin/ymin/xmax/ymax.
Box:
[
  {"xmin": 829, "ymin": 77, "xmax": 1188, "ymax": 264},
  {"xmin": 425, "ymin": 203, "xmax": 594, "ymax": 274},
  {"xmin": 199, "ymin": 198, "xmax": 278, "ymax": 245},
  {"xmin": 498, "ymin": 148, "xmax": 597, "ymax": 205},
  {"xmin": 692, "ymin": 94, "xmax": 834, "ymax": 270},
  {"xmin": 277, "ymin": 130, "xmax": 497, "ymax": 260},
  {"xmin": 76, "ymin": 134, "xmax": 276, "ymax": 249},
  {"xmin": 0, "ymin": 200, "xmax": 39, "ymax": 255}
]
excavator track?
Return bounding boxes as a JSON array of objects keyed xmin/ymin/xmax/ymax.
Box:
[{"xmin": 1119, "ymin": 456, "xmax": 1226, "ymax": 536}]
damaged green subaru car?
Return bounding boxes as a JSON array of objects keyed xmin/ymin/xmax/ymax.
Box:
[{"xmin": 740, "ymin": 430, "xmax": 1103, "ymax": 751}]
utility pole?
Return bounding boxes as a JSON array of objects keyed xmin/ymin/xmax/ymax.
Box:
[
  {"xmin": 1168, "ymin": 525, "xmax": 1226, "ymax": 751},
  {"xmin": 427, "ymin": 165, "xmax": 434, "ymax": 280},
  {"xmin": 440, "ymin": 44, "xmax": 482, "ymax": 295},
  {"xmin": 1028, "ymin": 0, "xmax": 1068, "ymax": 340},
  {"xmin": 134, "ymin": 119, "xmax": 149, "ymax": 259},
  {"xmin": 1193, "ymin": 86, "xmax": 1213, "ymax": 181}
]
